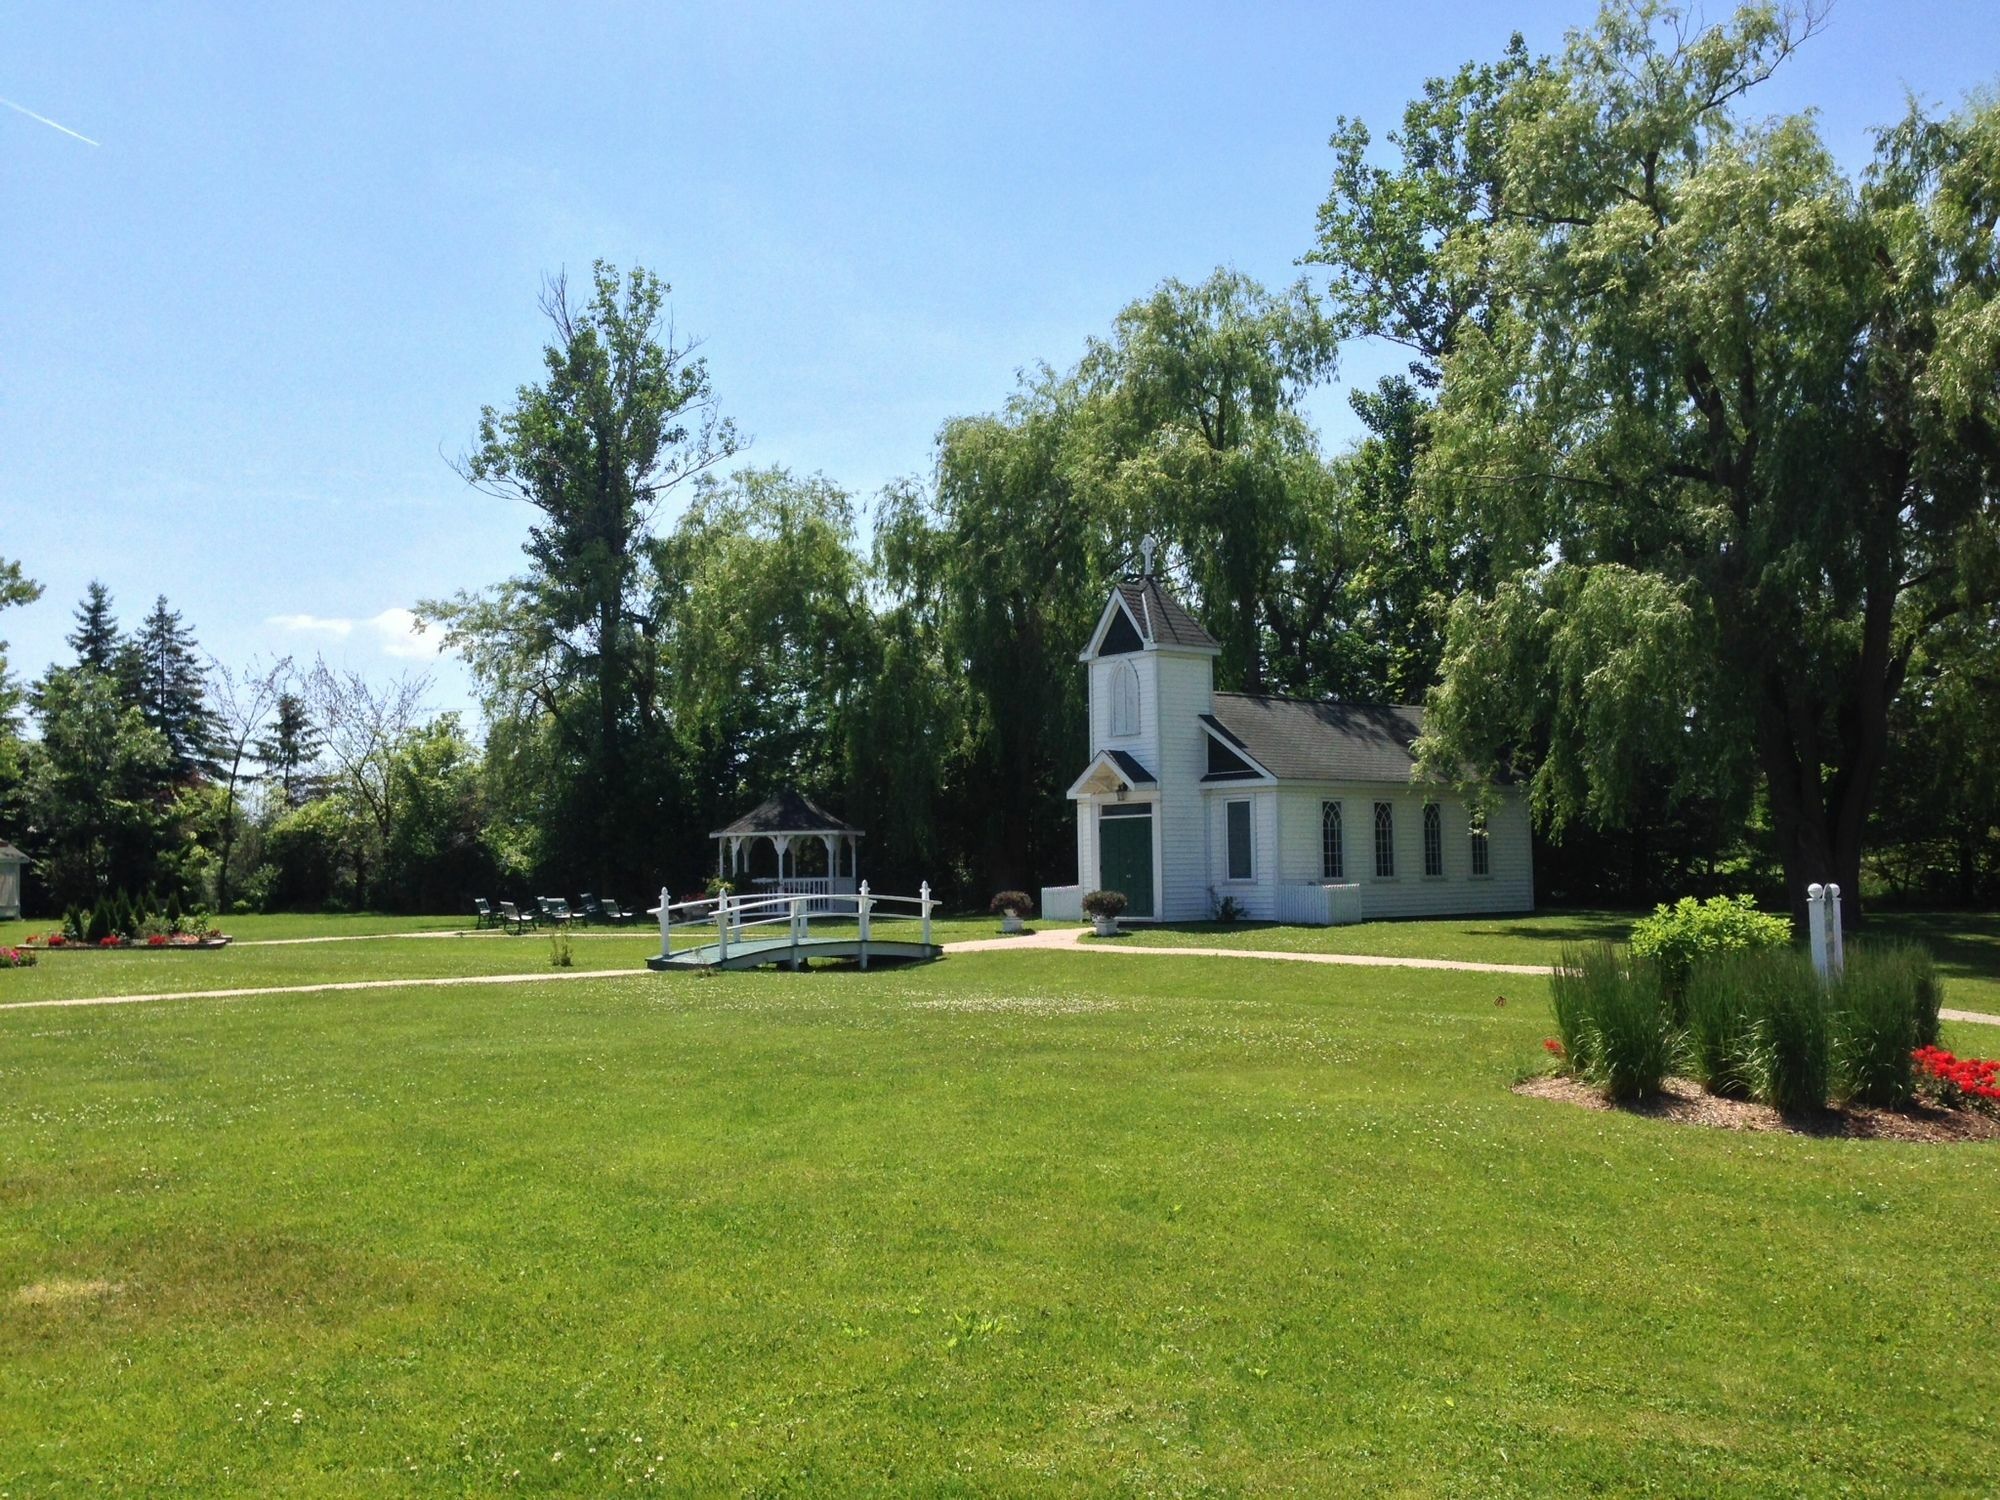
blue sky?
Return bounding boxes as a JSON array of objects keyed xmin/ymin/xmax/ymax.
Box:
[{"xmin": 5, "ymin": 1, "xmax": 1996, "ymax": 720}]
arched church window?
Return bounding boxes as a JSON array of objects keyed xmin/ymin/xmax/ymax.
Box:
[{"xmin": 1110, "ymin": 661, "xmax": 1140, "ymax": 737}]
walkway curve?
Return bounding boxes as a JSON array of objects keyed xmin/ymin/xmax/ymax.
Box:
[{"xmin": 946, "ymin": 924, "xmax": 1550, "ymax": 975}]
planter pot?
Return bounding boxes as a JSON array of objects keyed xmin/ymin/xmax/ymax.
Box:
[
  {"xmin": 1000, "ymin": 912, "xmax": 1024, "ymax": 934},
  {"xmin": 1092, "ymin": 915, "xmax": 1121, "ymax": 938}
]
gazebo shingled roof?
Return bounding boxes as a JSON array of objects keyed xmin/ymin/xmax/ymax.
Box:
[{"xmin": 711, "ymin": 788, "xmax": 862, "ymax": 839}]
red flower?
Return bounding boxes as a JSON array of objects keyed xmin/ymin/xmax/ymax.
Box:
[
  {"xmin": 98, "ymin": 935, "xmax": 122, "ymax": 948},
  {"xmin": 1543, "ymin": 1038, "xmax": 1566, "ymax": 1056},
  {"xmin": 147, "ymin": 934, "xmax": 167, "ymax": 947}
]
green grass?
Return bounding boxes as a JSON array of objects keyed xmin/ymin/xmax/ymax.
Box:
[
  {"xmin": 1116, "ymin": 910, "xmax": 1636, "ymax": 965},
  {"xmin": 3, "ymin": 930, "xmax": 1998, "ymax": 1494},
  {"xmin": 0, "ymin": 911, "xmax": 473, "ymax": 946}
]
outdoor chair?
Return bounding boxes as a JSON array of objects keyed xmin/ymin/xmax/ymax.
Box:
[
  {"xmin": 579, "ymin": 893, "xmax": 606, "ymax": 925},
  {"xmin": 473, "ymin": 897, "xmax": 498, "ymax": 929},
  {"xmin": 598, "ymin": 897, "xmax": 632, "ymax": 924},
  {"xmin": 539, "ymin": 897, "xmax": 575, "ymax": 926},
  {"xmin": 495, "ymin": 900, "xmax": 534, "ymax": 934}
]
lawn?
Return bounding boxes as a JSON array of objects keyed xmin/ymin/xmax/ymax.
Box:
[
  {"xmin": 1115, "ymin": 910, "xmax": 1638, "ymax": 965},
  {"xmin": 3, "ymin": 923, "xmax": 1997, "ymax": 1495}
]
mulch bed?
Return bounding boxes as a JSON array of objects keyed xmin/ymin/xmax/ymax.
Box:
[{"xmin": 1516, "ymin": 1073, "xmax": 2000, "ymax": 1143}]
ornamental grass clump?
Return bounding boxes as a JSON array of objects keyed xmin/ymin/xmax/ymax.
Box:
[
  {"xmin": 1681, "ymin": 950, "xmax": 1767, "ymax": 1098},
  {"xmin": 1827, "ymin": 942, "xmax": 1929, "ymax": 1107},
  {"xmin": 1748, "ymin": 951, "xmax": 1829, "ymax": 1115},
  {"xmin": 1551, "ymin": 944, "xmax": 1673, "ymax": 1100}
]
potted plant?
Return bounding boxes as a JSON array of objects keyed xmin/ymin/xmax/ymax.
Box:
[
  {"xmin": 989, "ymin": 890, "xmax": 1034, "ymax": 934},
  {"xmin": 1082, "ymin": 889, "xmax": 1128, "ymax": 937}
]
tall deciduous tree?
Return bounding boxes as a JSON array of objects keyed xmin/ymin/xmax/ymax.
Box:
[
  {"xmin": 207, "ymin": 656, "xmax": 289, "ymax": 912},
  {"xmin": 1336, "ymin": 1, "xmax": 2000, "ymax": 926},
  {"xmin": 432, "ymin": 261, "xmax": 739, "ymax": 887}
]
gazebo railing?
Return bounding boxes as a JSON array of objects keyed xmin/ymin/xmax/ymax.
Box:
[{"xmin": 647, "ymin": 881, "xmax": 935, "ymax": 967}]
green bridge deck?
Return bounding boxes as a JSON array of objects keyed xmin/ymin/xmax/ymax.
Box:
[{"xmin": 646, "ymin": 935, "xmax": 945, "ymax": 972}]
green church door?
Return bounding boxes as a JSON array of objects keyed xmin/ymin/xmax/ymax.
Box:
[{"xmin": 1098, "ymin": 808, "xmax": 1155, "ymax": 919}]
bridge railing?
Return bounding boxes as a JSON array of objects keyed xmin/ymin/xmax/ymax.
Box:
[{"xmin": 646, "ymin": 881, "xmax": 936, "ymax": 965}]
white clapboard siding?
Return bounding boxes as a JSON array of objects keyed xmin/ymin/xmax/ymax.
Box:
[
  {"xmin": 1202, "ymin": 786, "xmax": 1281, "ymax": 920},
  {"xmin": 1273, "ymin": 786, "xmax": 1533, "ymax": 920},
  {"xmin": 1155, "ymin": 651, "xmax": 1217, "ymax": 920}
]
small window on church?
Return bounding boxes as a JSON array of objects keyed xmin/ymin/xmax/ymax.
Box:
[
  {"xmin": 1226, "ymin": 799, "xmax": 1254, "ymax": 881},
  {"xmin": 1423, "ymin": 803, "xmax": 1444, "ymax": 878},
  {"xmin": 1321, "ymin": 801, "xmax": 1343, "ymax": 880},
  {"xmin": 1470, "ymin": 812, "xmax": 1490, "ymax": 876},
  {"xmin": 1110, "ymin": 661, "xmax": 1140, "ymax": 738},
  {"xmin": 1374, "ymin": 802, "xmax": 1395, "ymax": 878}
]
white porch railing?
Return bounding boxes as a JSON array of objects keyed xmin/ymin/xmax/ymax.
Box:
[
  {"xmin": 1275, "ymin": 882, "xmax": 1365, "ymax": 926},
  {"xmin": 648, "ymin": 881, "xmax": 937, "ymax": 966},
  {"xmin": 1040, "ymin": 885, "xmax": 1083, "ymax": 922},
  {"xmin": 747, "ymin": 874, "xmax": 858, "ymax": 913}
]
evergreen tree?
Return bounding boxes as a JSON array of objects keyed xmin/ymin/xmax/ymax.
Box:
[
  {"xmin": 133, "ymin": 596, "xmax": 219, "ymax": 781},
  {"xmin": 256, "ymin": 690, "xmax": 327, "ymax": 809},
  {"xmin": 25, "ymin": 667, "xmax": 173, "ymax": 908},
  {"xmin": 67, "ymin": 581, "xmax": 122, "ymax": 673}
]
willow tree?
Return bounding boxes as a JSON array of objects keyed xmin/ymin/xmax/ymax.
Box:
[
  {"xmin": 656, "ymin": 467, "xmax": 876, "ymax": 841},
  {"xmin": 1335, "ymin": 1, "xmax": 2000, "ymax": 925},
  {"xmin": 1079, "ymin": 270, "xmax": 1337, "ymax": 690},
  {"xmin": 430, "ymin": 262, "xmax": 739, "ymax": 887}
]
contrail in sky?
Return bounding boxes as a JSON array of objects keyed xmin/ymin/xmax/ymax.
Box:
[{"xmin": 0, "ymin": 94, "xmax": 99, "ymax": 146}]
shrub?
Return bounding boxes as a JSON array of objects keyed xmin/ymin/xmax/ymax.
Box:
[
  {"xmin": 1551, "ymin": 945, "xmax": 1673, "ymax": 1100},
  {"xmin": 988, "ymin": 891, "xmax": 1034, "ymax": 918},
  {"xmin": 1631, "ymin": 895, "xmax": 1790, "ymax": 1008},
  {"xmin": 1081, "ymin": 889, "xmax": 1128, "ymax": 919},
  {"xmin": 1828, "ymin": 943, "xmax": 1927, "ymax": 1107},
  {"xmin": 1211, "ymin": 892, "xmax": 1245, "ymax": 923},
  {"xmin": 84, "ymin": 903, "xmax": 113, "ymax": 944},
  {"xmin": 0, "ymin": 946, "xmax": 36, "ymax": 969},
  {"xmin": 549, "ymin": 929, "xmax": 574, "ymax": 968}
]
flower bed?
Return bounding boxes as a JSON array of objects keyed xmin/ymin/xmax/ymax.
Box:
[
  {"xmin": 21, "ymin": 932, "xmax": 231, "ymax": 951},
  {"xmin": 1530, "ymin": 929, "xmax": 1991, "ymax": 1138},
  {"xmin": 0, "ymin": 945, "xmax": 36, "ymax": 969},
  {"xmin": 1913, "ymin": 1046, "xmax": 2000, "ymax": 1107}
]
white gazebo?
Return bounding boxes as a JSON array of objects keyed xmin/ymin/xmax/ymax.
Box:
[
  {"xmin": 712, "ymin": 789, "xmax": 861, "ymax": 903},
  {"xmin": 0, "ymin": 840, "xmax": 23, "ymax": 921}
]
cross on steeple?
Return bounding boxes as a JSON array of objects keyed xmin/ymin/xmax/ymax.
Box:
[{"xmin": 1138, "ymin": 534, "xmax": 1158, "ymax": 577}]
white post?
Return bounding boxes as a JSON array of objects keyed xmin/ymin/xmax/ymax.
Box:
[
  {"xmin": 658, "ymin": 886, "xmax": 671, "ymax": 961},
  {"xmin": 1825, "ymin": 882, "xmax": 1844, "ymax": 979},
  {"xmin": 1807, "ymin": 883, "xmax": 1829, "ymax": 980},
  {"xmin": 789, "ymin": 896, "xmax": 802, "ymax": 970},
  {"xmin": 857, "ymin": 880, "xmax": 871, "ymax": 970},
  {"xmin": 920, "ymin": 880, "xmax": 933, "ymax": 947},
  {"xmin": 716, "ymin": 895, "xmax": 729, "ymax": 963}
]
